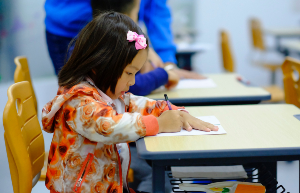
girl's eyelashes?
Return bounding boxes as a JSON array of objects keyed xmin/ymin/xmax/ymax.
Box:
[{"xmin": 126, "ymin": 72, "xmax": 133, "ymax": 75}]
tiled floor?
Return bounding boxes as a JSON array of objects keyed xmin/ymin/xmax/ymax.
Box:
[{"xmin": 0, "ymin": 76, "xmax": 298, "ymax": 192}]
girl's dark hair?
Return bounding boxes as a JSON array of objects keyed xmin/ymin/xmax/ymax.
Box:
[
  {"xmin": 91, "ymin": 0, "xmax": 135, "ymax": 17},
  {"xmin": 58, "ymin": 12, "xmax": 148, "ymax": 93}
]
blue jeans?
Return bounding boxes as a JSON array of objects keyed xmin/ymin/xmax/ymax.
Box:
[{"xmin": 46, "ymin": 30, "xmax": 73, "ymax": 75}]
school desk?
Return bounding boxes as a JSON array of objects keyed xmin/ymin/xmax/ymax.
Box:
[
  {"xmin": 265, "ymin": 28, "xmax": 300, "ymax": 55},
  {"xmin": 176, "ymin": 43, "xmax": 212, "ymax": 70},
  {"xmin": 146, "ymin": 73, "xmax": 271, "ymax": 106},
  {"xmin": 281, "ymin": 40, "xmax": 300, "ymax": 55},
  {"xmin": 136, "ymin": 104, "xmax": 300, "ymax": 192}
]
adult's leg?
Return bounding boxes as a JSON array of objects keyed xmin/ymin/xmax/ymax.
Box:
[{"xmin": 45, "ymin": 30, "xmax": 73, "ymax": 75}]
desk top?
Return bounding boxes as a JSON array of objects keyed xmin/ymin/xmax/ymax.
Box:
[
  {"xmin": 176, "ymin": 43, "xmax": 212, "ymax": 53},
  {"xmin": 264, "ymin": 28, "xmax": 300, "ymax": 36},
  {"xmin": 146, "ymin": 73, "xmax": 271, "ymax": 105},
  {"xmin": 136, "ymin": 104, "xmax": 300, "ymax": 160},
  {"xmin": 282, "ymin": 40, "xmax": 300, "ymax": 52}
]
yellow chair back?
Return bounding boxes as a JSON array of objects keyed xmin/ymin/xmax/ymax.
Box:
[
  {"xmin": 220, "ymin": 30, "xmax": 235, "ymax": 72},
  {"xmin": 250, "ymin": 18, "xmax": 265, "ymax": 51},
  {"xmin": 282, "ymin": 57, "xmax": 300, "ymax": 108},
  {"xmin": 14, "ymin": 56, "xmax": 38, "ymax": 111},
  {"xmin": 3, "ymin": 81, "xmax": 45, "ymax": 193}
]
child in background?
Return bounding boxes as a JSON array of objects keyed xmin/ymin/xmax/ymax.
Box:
[{"xmin": 42, "ymin": 12, "xmax": 218, "ymax": 193}]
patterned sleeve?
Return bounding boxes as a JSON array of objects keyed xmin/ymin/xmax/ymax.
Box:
[
  {"xmin": 65, "ymin": 96, "xmax": 151, "ymax": 144},
  {"xmin": 126, "ymin": 93, "xmax": 184, "ymax": 116}
]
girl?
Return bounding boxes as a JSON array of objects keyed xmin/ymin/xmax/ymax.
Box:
[{"xmin": 42, "ymin": 12, "xmax": 218, "ymax": 193}]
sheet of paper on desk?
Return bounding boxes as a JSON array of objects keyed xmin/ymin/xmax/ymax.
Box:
[
  {"xmin": 175, "ymin": 78, "xmax": 217, "ymax": 89},
  {"xmin": 154, "ymin": 116, "xmax": 226, "ymax": 137}
]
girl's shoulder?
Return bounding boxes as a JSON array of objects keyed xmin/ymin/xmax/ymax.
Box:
[
  {"xmin": 57, "ymin": 81, "xmax": 98, "ymax": 96},
  {"xmin": 55, "ymin": 81, "xmax": 106, "ymax": 107}
]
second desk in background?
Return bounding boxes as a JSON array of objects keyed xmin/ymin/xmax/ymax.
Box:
[{"xmin": 146, "ymin": 73, "xmax": 271, "ymax": 106}]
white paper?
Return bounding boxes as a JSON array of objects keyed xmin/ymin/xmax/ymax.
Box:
[
  {"xmin": 175, "ymin": 79, "xmax": 217, "ymax": 89},
  {"xmin": 171, "ymin": 165, "xmax": 247, "ymax": 179},
  {"xmin": 153, "ymin": 116, "xmax": 226, "ymax": 137}
]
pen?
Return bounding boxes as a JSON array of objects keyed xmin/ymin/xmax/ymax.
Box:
[
  {"xmin": 164, "ymin": 94, "xmax": 172, "ymax": 110},
  {"xmin": 236, "ymin": 76, "xmax": 250, "ymax": 85}
]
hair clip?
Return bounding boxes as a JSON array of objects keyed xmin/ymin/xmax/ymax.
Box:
[{"xmin": 127, "ymin": 30, "xmax": 147, "ymax": 50}]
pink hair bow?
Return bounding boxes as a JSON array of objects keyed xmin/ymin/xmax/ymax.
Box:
[{"xmin": 127, "ymin": 30, "xmax": 147, "ymax": 50}]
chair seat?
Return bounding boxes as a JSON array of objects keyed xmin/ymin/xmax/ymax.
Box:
[
  {"xmin": 261, "ymin": 63, "xmax": 282, "ymax": 71},
  {"xmin": 251, "ymin": 49, "xmax": 284, "ymax": 71},
  {"xmin": 263, "ymin": 85, "xmax": 285, "ymax": 102}
]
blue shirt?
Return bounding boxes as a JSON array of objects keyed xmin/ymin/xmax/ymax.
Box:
[
  {"xmin": 45, "ymin": 0, "xmax": 92, "ymax": 38},
  {"xmin": 45, "ymin": 0, "xmax": 173, "ymax": 95},
  {"xmin": 45, "ymin": 0, "xmax": 177, "ymax": 64},
  {"xmin": 139, "ymin": 0, "xmax": 177, "ymax": 64}
]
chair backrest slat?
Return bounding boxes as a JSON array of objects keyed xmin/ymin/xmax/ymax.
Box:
[
  {"xmin": 250, "ymin": 18, "xmax": 265, "ymax": 51},
  {"xmin": 282, "ymin": 57, "xmax": 300, "ymax": 108},
  {"xmin": 14, "ymin": 56, "xmax": 38, "ymax": 112},
  {"xmin": 221, "ymin": 30, "xmax": 235, "ymax": 72}
]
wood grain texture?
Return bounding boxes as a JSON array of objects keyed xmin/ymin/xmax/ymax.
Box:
[
  {"xmin": 264, "ymin": 28, "xmax": 300, "ymax": 36},
  {"xmin": 145, "ymin": 104, "xmax": 300, "ymax": 152},
  {"xmin": 146, "ymin": 73, "xmax": 269, "ymax": 100}
]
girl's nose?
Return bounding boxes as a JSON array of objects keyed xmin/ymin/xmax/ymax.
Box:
[{"xmin": 129, "ymin": 76, "xmax": 135, "ymax": 86}]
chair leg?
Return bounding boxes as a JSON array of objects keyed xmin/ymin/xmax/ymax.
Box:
[{"xmin": 271, "ymin": 70, "xmax": 276, "ymax": 85}]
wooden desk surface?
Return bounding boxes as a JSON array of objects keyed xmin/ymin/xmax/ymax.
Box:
[
  {"xmin": 176, "ymin": 43, "xmax": 212, "ymax": 53},
  {"xmin": 146, "ymin": 73, "xmax": 270, "ymax": 102},
  {"xmin": 144, "ymin": 104, "xmax": 300, "ymax": 153},
  {"xmin": 282, "ymin": 40, "xmax": 300, "ymax": 51},
  {"xmin": 264, "ymin": 28, "xmax": 300, "ymax": 36}
]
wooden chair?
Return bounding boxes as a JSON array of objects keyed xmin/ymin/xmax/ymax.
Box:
[
  {"xmin": 250, "ymin": 18, "xmax": 283, "ymax": 85},
  {"xmin": 220, "ymin": 30, "xmax": 235, "ymax": 72},
  {"xmin": 282, "ymin": 57, "xmax": 300, "ymax": 108},
  {"xmin": 220, "ymin": 29, "xmax": 284, "ymax": 102},
  {"xmin": 13, "ymin": 56, "xmax": 48, "ymax": 181},
  {"xmin": 14, "ymin": 56, "xmax": 38, "ymax": 111},
  {"xmin": 3, "ymin": 81, "xmax": 45, "ymax": 193}
]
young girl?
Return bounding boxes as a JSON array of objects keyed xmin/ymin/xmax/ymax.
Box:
[{"xmin": 42, "ymin": 12, "xmax": 218, "ymax": 193}]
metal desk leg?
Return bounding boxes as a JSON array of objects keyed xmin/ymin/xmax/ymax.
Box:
[
  {"xmin": 152, "ymin": 161, "xmax": 165, "ymax": 193},
  {"xmin": 258, "ymin": 162, "xmax": 277, "ymax": 193},
  {"xmin": 271, "ymin": 70, "xmax": 276, "ymax": 85},
  {"xmin": 275, "ymin": 37, "xmax": 281, "ymax": 54}
]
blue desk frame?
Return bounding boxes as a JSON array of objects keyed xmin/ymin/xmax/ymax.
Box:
[
  {"xmin": 136, "ymin": 138, "xmax": 300, "ymax": 192},
  {"xmin": 152, "ymin": 94, "xmax": 271, "ymax": 106}
]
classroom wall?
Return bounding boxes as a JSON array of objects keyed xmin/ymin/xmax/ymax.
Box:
[
  {"xmin": 192, "ymin": 0, "xmax": 300, "ymax": 87},
  {"xmin": 0, "ymin": 0, "xmax": 54, "ymax": 83}
]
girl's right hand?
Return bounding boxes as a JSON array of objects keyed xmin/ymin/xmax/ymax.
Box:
[
  {"xmin": 165, "ymin": 70, "xmax": 179, "ymax": 90},
  {"xmin": 157, "ymin": 110, "xmax": 183, "ymax": 133}
]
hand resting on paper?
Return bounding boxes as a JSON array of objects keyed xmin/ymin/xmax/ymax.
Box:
[{"xmin": 157, "ymin": 110, "xmax": 219, "ymax": 133}]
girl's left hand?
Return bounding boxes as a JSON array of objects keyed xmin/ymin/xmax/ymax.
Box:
[{"xmin": 180, "ymin": 111, "xmax": 219, "ymax": 132}]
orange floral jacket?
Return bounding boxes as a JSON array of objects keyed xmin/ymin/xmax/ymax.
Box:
[{"xmin": 42, "ymin": 81, "xmax": 181, "ymax": 193}]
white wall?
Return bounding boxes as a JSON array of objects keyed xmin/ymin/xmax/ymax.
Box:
[
  {"xmin": 193, "ymin": 0, "xmax": 300, "ymax": 87},
  {"xmin": 0, "ymin": 0, "xmax": 54, "ymax": 82}
]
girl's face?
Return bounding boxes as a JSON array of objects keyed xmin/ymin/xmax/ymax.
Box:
[{"xmin": 106, "ymin": 49, "xmax": 148, "ymax": 99}]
